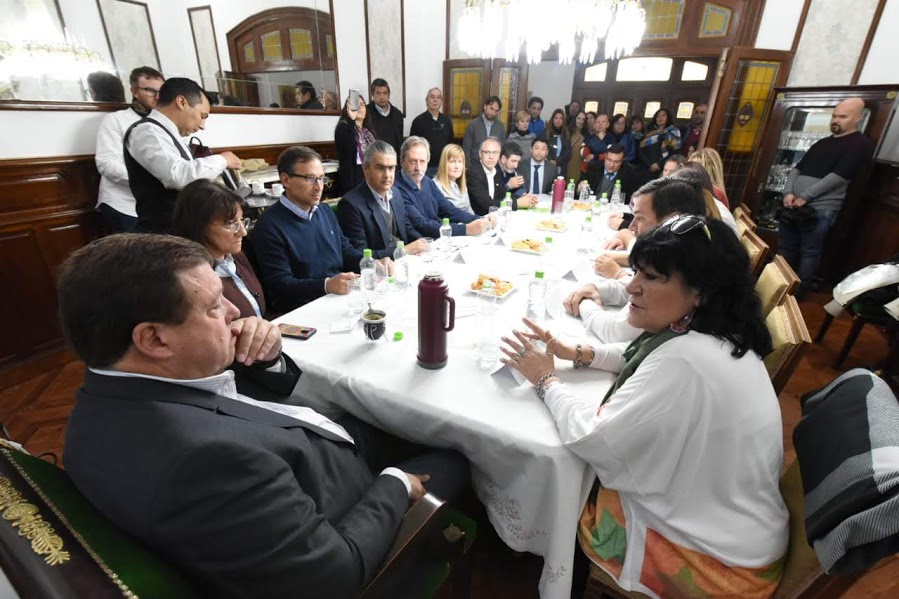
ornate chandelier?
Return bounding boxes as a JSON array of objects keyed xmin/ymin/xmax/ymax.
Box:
[{"xmin": 458, "ymin": 0, "xmax": 646, "ymax": 64}]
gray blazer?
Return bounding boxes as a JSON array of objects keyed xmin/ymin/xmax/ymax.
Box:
[
  {"xmin": 64, "ymin": 358, "xmax": 409, "ymax": 599},
  {"xmin": 462, "ymin": 115, "xmax": 507, "ymax": 162}
]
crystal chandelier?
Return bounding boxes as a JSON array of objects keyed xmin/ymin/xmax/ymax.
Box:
[{"xmin": 458, "ymin": 0, "xmax": 646, "ymax": 64}]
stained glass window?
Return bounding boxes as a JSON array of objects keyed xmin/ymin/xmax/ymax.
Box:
[
  {"xmin": 613, "ymin": 101, "xmax": 630, "ymax": 117},
  {"xmin": 643, "ymin": 0, "xmax": 684, "ymax": 40},
  {"xmin": 243, "ymin": 42, "xmax": 255, "ymax": 63},
  {"xmin": 289, "ymin": 29, "xmax": 313, "ymax": 59},
  {"xmin": 699, "ymin": 3, "xmax": 732, "ymax": 38},
  {"xmin": 261, "ymin": 31, "xmax": 282, "ymax": 61},
  {"xmin": 643, "ymin": 101, "xmax": 662, "ymax": 119},
  {"xmin": 676, "ymin": 102, "xmax": 695, "ymax": 119}
]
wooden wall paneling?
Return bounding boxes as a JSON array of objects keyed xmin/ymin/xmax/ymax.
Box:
[
  {"xmin": 845, "ymin": 163, "xmax": 899, "ymax": 273},
  {"xmin": 0, "ymin": 156, "xmax": 99, "ymax": 225}
]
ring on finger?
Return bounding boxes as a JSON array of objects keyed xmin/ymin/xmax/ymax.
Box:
[{"xmin": 517, "ymin": 349, "xmax": 526, "ymax": 358}]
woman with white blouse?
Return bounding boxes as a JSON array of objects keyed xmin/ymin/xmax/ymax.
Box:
[
  {"xmin": 501, "ymin": 216, "xmax": 788, "ymax": 599},
  {"xmin": 433, "ymin": 143, "xmax": 474, "ymax": 214}
]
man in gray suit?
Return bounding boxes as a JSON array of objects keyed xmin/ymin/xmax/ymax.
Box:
[
  {"xmin": 521, "ymin": 137, "xmax": 558, "ymax": 195},
  {"xmin": 461, "ymin": 95, "xmax": 506, "ymax": 162},
  {"xmin": 60, "ymin": 234, "xmax": 467, "ymax": 599}
]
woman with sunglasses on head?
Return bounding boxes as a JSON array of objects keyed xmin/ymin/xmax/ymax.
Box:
[
  {"xmin": 171, "ymin": 179, "xmax": 266, "ymax": 319},
  {"xmin": 502, "ymin": 216, "xmax": 787, "ymax": 599},
  {"xmin": 334, "ymin": 94, "xmax": 375, "ymax": 196}
]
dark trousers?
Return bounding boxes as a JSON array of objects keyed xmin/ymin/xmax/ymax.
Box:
[
  {"xmin": 337, "ymin": 414, "xmax": 470, "ymax": 501},
  {"xmin": 778, "ymin": 207, "xmax": 838, "ymax": 290},
  {"xmin": 98, "ymin": 203, "xmax": 137, "ymax": 234}
]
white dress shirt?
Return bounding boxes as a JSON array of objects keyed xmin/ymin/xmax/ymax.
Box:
[
  {"xmin": 125, "ymin": 109, "xmax": 227, "ymax": 190},
  {"xmin": 95, "ymin": 107, "xmax": 143, "ymax": 216}
]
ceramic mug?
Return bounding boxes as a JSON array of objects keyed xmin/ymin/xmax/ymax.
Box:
[
  {"xmin": 271, "ymin": 183, "xmax": 285, "ymax": 196},
  {"xmin": 251, "ymin": 181, "xmax": 264, "ymax": 195}
]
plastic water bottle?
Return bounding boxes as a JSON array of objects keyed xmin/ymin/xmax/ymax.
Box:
[
  {"xmin": 564, "ymin": 179, "xmax": 575, "ymax": 212},
  {"xmin": 610, "ymin": 180, "xmax": 623, "ymax": 208},
  {"xmin": 579, "ymin": 182, "xmax": 590, "ymax": 203},
  {"xmin": 527, "ymin": 270, "xmax": 547, "ymax": 319},
  {"xmin": 476, "ymin": 280, "xmax": 498, "ymax": 369},
  {"xmin": 360, "ymin": 248, "xmax": 377, "ymax": 292},
  {"xmin": 499, "ymin": 194, "xmax": 512, "ymax": 230},
  {"xmin": 393, "ymin": 241, "xmax": 409, "ymax": 290},
  {"xmin": 439, "ymin": 217, "xmax": 452, "ymax": 251}
]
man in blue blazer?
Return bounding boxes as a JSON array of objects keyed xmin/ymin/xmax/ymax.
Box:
[
  {"xmin": 337, "ymin": 141, "xmax": 430, "ymax": 259},
  {"xmin": 394, "ymin": 136, "xmax": 493, "ymax": 238},
  {"xmin": 60, "ymin": 234, "xmax": 468, "ymax": 599}
]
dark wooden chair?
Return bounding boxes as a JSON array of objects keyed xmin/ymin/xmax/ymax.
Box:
[
  {"xmin": 815, "ymin": 300, "xmax": 898, "ymax": 369},
  {"xmin": 0, "ymin": 440, "xmax": 474, "ymax": 599}
]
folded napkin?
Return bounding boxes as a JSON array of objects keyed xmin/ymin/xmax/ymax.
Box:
[{"xmin": 239, "ymin": 158, "xmax": 270, "ymax": 172}]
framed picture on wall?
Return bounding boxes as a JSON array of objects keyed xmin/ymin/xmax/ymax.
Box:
[{"xmin": 96, "ymin": 0, "xmax": 161, "ymax": 87}]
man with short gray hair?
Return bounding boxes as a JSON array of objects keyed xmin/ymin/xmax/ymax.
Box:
[
  {"xmin": 337, "ymin": 141, "xmax": 429, "ymax": 258},
  {"xmin": 410, "ymin": 87, "xmax": 453, "ymax": 176},
  {"xmin": 394, "ymin": 136, "xmax": 491, "ymax": 238}
]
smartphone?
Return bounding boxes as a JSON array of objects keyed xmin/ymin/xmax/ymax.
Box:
[
  {"xmin": 349, "ymin": 88, "xmax": 360, "ymax": 111},
  {"xmin": 278, "ymin": 323, "xmax": 317, "ymax": 340}
]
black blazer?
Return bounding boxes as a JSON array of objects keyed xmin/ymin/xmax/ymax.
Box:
[
  {"xmin": 334, "ymin": 119, "xmax": 366, "ymax": 196},
  {"xmin": 466, "ymin": 160, "xmax": 505, "ymax": 215},
  {"xmin": 520, "ymin": 158, "xmax": 559, "ymax": 195},
  {"xmin": 336, "ymin": 182, "xmax": 421, "ymax": 259},
  {"xmin": 64, "ymin": 358, "xmax": 409, "ymax": 599},
  {"xmin": 585, "ymin": 160, "xmax": 644, "ymax": 201}
]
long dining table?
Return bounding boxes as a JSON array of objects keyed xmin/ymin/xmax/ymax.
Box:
[{"xmin": 276, "ymin": 197, "xmax": 621, "ymax": 598}]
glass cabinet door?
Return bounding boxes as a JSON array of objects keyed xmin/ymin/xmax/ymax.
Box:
[{"xmin": 758, "ymin": 105, "xmax": 871, "ymax": 228}]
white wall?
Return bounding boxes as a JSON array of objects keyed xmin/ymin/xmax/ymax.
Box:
[
  {"xmin": 527, "ymin": 62, "xmax": 577, "ymax": 116},
  {"xmin": 402, "ymin": 0, "xmax": 447, "ymax": 135},
  {"xmin": 753, "ymin": 0, "xmax": 803, "ymax": 51},
  {"xmin": 858, "ymin": 0, "xmax": 899, "ymax": 85}
]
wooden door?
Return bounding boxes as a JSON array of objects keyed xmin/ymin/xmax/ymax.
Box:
[
  {"xmin": 702, "ymin": 47, "xmax": 793, "ymax": 203},
  {"xmin": 221, "ymin": 71, "xmax": 260, "ymax": 108},
  {"xmin": 489, "ymin": 59, "xmax": 529, "ymax": 132},
  {"xmin": 443, "ymin": 59, "xmax": 491, "ymax": 140}
]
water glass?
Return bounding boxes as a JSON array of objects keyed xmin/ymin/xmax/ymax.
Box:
[
  {"xmin": 477, "ymin": 338, "xmax": 499, "ymax": 369},
  {"xmin": 545, "ymin": 279, "xmax": 563, "ymax": 319},
  {"xmin": 346, "ymin": 279, "xmax": 363, "ymax": 315}
]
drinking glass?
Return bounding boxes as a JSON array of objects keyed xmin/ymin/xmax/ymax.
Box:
[{"xmin": 346, "ymin": 278, "xmax": 363, "ymax": 316}]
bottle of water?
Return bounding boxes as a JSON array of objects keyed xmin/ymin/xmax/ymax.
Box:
[
  {"xmin": 499, "ymin": 194, "xmax": 512, "ymax": 230},
  {"xmin": 476, "ymin": 280, "xmax": 498, "ymax": 369},
  {"xmin": 439, "ymin": 217, "xmax": 452, "ymax": 251},
  {"xmin": 360, "ymin": 248, "xmax": 377, "ymax": 292},
  {"xmin": 579, "ymin": 182, "xmax": 590, "ymax": 203},
  {"xmin": 563, "ymin": 179, "xmax": 575, "ymax": 212},
  {"xmin": 393, "ymin": 241, "xmax": 409, "ymax": 290},
  {"xmin": 527, "ymin": 270, "xmax": 547, "ymax": 319},
  {"xmin": 610, "ymin": 180, "xmax": 623, "ymax": 208}
]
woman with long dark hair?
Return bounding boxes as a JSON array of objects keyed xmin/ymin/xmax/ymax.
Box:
[
  {"xmin": 544, "ymin": 108, "xmax": 571, "ymax": 172},
  {"xmin": 501, "ymin": 216, "xmax": 787, "ymax": 599},
  {"xmin": 639, "ymin": 108, "xmax": 682, "ymax": 176},
  {"xmin": 609, "ymin": 113, "xmax": 635, "ymax": 163},
  {"xmin": 566, "ymin": 110, "xmax": 588, "ymax": 182},
  {"xmin": 334, "ymin": 95, "xmax": 375, "ymax": 196}
]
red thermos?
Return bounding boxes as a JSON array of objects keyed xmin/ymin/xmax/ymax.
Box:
[
  {"xmin": 551, "ymin": 176, "xmax": 565, "ymax": 214},
  {"xmin": 417, "ymin": 271, "xmax": 455, "ymax": 369}
]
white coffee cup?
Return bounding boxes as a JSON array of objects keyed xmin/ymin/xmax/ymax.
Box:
[
  {"xmin": 271, "ymin": 183, "xmax": 284, "ymax": 196},
  {"xmin": 251, "ymin": 181, "xmax": 264, "ymax": 195}
]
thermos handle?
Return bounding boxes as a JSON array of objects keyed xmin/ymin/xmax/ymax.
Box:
[{"xmin": 443, "ymin": 296, "xmax": 455, "ymax": 332}]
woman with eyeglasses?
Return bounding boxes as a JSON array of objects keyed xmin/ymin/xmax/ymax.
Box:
[
  {"xmin": 334, "ymin": 94, "xmax": 375, "ymax": 196},
  {"xmin": 171, "ymin": 179, "xmax": 266, "ymax": 319},
  {"xmin": 501, "ymin": 216, "xmax": 787, "ymax": 598}
]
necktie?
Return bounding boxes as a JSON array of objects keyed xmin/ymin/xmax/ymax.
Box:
[{"xmin": 533, "ymin": 164, "xmax": 541, "ymax": 194}]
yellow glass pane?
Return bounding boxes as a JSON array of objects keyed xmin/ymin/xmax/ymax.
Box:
[
  {"xmin": 451, "ymin": 69, "xmax": 483, "ymax": 138},
  {"xmin": 261, "ymin": 30, "xmax": 282, "ymax": 61},
  {"xmin": 643, "ymin": 0, "xmax": 684, "ymax": 40},
  {"xmin": 584, "ymin": 101, "xmax": 599, "ymax": 114},
  {"xmin": 644, "ymin": 101, "xmax": 661, "ymax": 119},
  {"xmin": 497, "ymin": 67, "xmax": 520, "ymax": 129},
  {"xmin": 584, "ymin": 63, "xmax": 608, "ymax": 82},
  {"xmin": 326, "ymin": 35, "xmax": 334, "ymax": 58},
  {"xmin": 676, "ymin": 101, "xmax": 694, "ymax": 119},
  {"xmin": 726, "ymin": 61, "xmax": 779, "ymax": 153},
  {"xmin": 289, "ymin": 28, "xmax": 313, "ymax": 59},
  {"xmin": 243, "ymin": 42, "xmax": 255, "ymax": 63},
  {"xmin": 613, "ymin": 101, "xmax": 629, "ymax": 116},
  {"xmin": 682, "ymin": 61, "xmax": 709, "ymax": 81},
  {"xmin": 699, "ymin": 3, "xmax": 732, "ymax": 38}
]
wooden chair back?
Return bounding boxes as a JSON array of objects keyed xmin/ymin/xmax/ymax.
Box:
[
  {"xmin": 757, "ymin": 255, "xmax": 801, "ymax": 316},
  {"xmin": 764, "ymin": 295, "xmax": 812, "ymax": 395},
  {"xmin": 741, "ymin": 227, "xmax": 770, "ymax": 276}
]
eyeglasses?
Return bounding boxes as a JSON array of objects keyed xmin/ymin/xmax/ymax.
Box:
[
  {"xmin": 224, "ymin": 218, "xmax": 251, "ymax": 233},
  {"xmin": 287, "ymin": 173, "xmax": 332, "ymax": 188},
  {"xmin": 136, "ymin": 87, "xmax": 160, "ymax": 96},
  {"xmin": 663, "ymin": 214, "xmax": 712, "ymax": 241},
  {"xmin": 480, "ymin": 150, "xmax": 500, "ymax": 156}
]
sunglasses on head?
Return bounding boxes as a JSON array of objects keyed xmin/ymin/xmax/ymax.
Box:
[{"xmin": 662, "ymin": 214, "xmax": 712, "ymax": 241}]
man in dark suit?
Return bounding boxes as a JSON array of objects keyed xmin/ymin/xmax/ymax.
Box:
[
  {"xmin": 337, "ymin": 141, "xmax": 429, "ymax": 259},
  {"xmin": 580, "ymin": 143, "xmax": 643, "ymax": 202},
  {"xmin": 521, "ymin": 137, "xmax": 558, "ymax": 195},
  {"xmin": 466, "ymin": 137, "xmax": 505, "ymax": 216},
  {"xmin": 60, "ymin": 233, "xmax": 467, "ymax": 599}
]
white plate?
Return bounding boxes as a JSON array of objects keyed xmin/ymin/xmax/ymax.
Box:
[
  {"xmin": 535, "ymin": 221, "xmax": 568, "ymax": 233},
  {"xmin": 467, "ymin": 283, "xmax": 516, "ymax": 300},
  {"xmin": 509, "ymin": 241, "xmax": 548, "ymax": 255}
]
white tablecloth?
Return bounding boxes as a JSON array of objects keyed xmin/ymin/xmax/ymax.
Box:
[{"xmin": 277, "ymin": 200, "xmax": 619, "ymax": 598}]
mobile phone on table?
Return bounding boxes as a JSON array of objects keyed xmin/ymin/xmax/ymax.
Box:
[
  {"xmin": 349, "ymin": 88, "xmax": 360, "ymax": 111},
  {"xmin": 278, "ymin": 323, "xmax": 317, "ymax": 340}
]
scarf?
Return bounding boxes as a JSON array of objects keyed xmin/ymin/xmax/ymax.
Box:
[
  {"xmin": 354, "ymin": 124, "xmax": 375, "ymax": 166},
  {"xmin": 640, "ymin": 125, "xmax": 681, "ymax": 149},
  {"xmin": 130, "ymin": 98, "xmax": 150, "ymax": 117},
  {"xmin": 600, "ymin": 329, "xmax": 680, "ymax": 407}
]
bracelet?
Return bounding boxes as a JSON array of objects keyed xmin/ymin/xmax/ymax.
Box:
[
  {"xmin": 573, "ymin": 345, "xmax": 595, "ymax": 368},
  {"xmin": 535, "ymin": 372, "xmax": 557, "ymax": 400}
]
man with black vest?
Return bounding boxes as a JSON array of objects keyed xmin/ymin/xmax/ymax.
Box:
[{"xmin": 124, "ymin": 77, "xmax": 241, "ymax": 233}]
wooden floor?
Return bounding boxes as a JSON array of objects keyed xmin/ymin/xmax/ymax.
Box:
[{"xmin": 1, "ymin": 291, "xmax": 897, "ymax": 598}]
